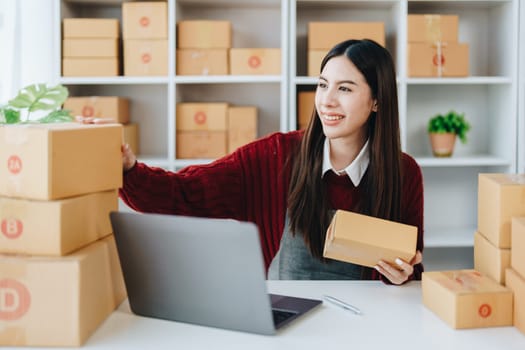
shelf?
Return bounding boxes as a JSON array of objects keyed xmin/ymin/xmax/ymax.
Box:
[
  {"xmin": 415, "ymin": 155, "xmax": 511, "ymax": 167},
  {"xmin": 174, "ymin": 76, "xmax": 282, "ymax": 84},
  {"xmin": 406, "ymin": 77, "xmax": 513, "ymax": 85},
  {"xmin": 425, "ymin": 227, "xmax": 475, "ymax": 248},
  {"xmin": 59, "ymin": 77, "xmax": 170, "ymax": 85}
]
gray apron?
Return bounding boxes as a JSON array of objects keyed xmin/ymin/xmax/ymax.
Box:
[{"xmin": 268, "ymin": 213, "xmax": 371, "ymax": 280}]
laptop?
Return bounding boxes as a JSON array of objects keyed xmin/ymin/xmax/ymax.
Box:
[{"xmin": 110, "ymin": 211, "xmax": 322, "ymax": 335}]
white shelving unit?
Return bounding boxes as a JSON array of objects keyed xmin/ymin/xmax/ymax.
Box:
[{"xmin": 55, "ymin": 0, "xmax": 522, "ymax": 270}]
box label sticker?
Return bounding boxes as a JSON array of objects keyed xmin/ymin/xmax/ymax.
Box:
[
  {"xmin": 248, "ymin": 56, "xmax": 261, "ymax": 69},
  {"xmin": 7, "ymin": 155, "xmax": 22, "ymax": 174},
  {"xmin": 1, "ymin": 218, "xmax": 23, "ymax": 239},
  {"xmin": 194, "ymin": 111, "xmax": 207, "ymax": 125},
  {"xmin": 0, "ymin": 279, "xmax": 31, "ymax": 321},
  {"xmin": 478, "ymin": 304, "xmax": 492, "ymax": 318}
]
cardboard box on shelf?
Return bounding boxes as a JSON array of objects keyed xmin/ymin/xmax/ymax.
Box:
[
  {"xmin": 307, "ymin": 50, "xmax": 326, "ymax": 77},
  {"xmin": 297, "ymin": 91, "xmax": 315, "ymax": 129},
  {"xmin": 323, "ymin": 210, "xmax": 417, "ymax": 268},
  {"xmin": 176, "ymin": 103, "xmax": 228, "ymax": 131},
  {"xmin": 123, "ymin": 39, "xmax": 168, "ymax": 76},
  {"xmin": 62, "ymin": 18, "xmax": 119, "ymax": 39},
  {"xmin": 474, "ymin": 231, "xmax": 511, "ymax": 284},
  {"xmin": 176, "ymin": 49, "xmax": 229, "ymax": 75},
  {"xmin": 0, "ymin": 123, "xmax": 122, "ymax": 200},
  {"xmin": 229, "ymin": 49, "xmax": 281, "ymax": 75},
  {"xmin": 62, "ymin": 39, "xmax": 119, "ymax": 58},
  {"xmin": 62, "ymin": 58, "xmax": 119, "ymax": 77},
  {"xmin": 478, "ymin": 174, "xmax": 525, "ymax": 249},
  {"xmin": 0, "ymin": 190, "xmax": 117, "ymax": 256},
  {"xmin": 505, "ymin": 268, "xmax": 525, "ymax": 335},
  {"xmin": 511, "ymin": 218, "xmax": 525, "ymax": 278},
  {"xmin": 422, "ymin": 270, "xmax": 513, "ymax": 329},
  {"xmin": 122, "ymin": 1, "xmax": 168, "ymax": 39},
  {"xmin": 177, "ymin": 20, "xmax": 232, "ymax": 49},
  {"xmin": 407, "ymin": 14, "xmax": 459, "ymax": 43},
  {"xmin": 123, "ymin": 123, "xmax": 139, "ymax": 155},
  {"xmin": 64, "ymin": 96, "xmax": 129, "ymax": 124},
  {"xmin": 227, "ymin": 106, "xmax": 257, "ymax": 153},
  {"xmin": 407, "ymin": 42, "xmax": 469, "ymax": 77},
  {"xmin": 308, "ymin": 22, "xmax": 385, "ymax": 50},
  {"xmin": 0, "ymin": 236, "xmax": 126, "ymax": 346},
  {"xmin": 176, "ymin": 131, "xmax": 227, "ymax": 159}
]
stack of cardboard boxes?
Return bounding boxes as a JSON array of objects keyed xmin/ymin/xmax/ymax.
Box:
[
  {"xmin": 307, "ymin": 21, "xmax": 385, "ymax": 77},
  {"xmin": 176, "ymin": 103, "xmax": 257, "ymax": 159},
  {"xmin": 62, "ymin": 18, "xmax": 120, "ymax": 77},
  {"xmin": 297, "ymin": 91, "xmax": 315, "ymax": 130},
  {"xmin": 177, "ymin": 20, "xmax": 281, "ymax": 76},
  {"xmin": 0, "ymin": 123, "xmax": 126, "ymax": 346},
  {"xmin": 123, "ymin": 2, "xmax": 168, "ymax": 76},
  {"xmin": 63, "ymin": 96, "xmax": 139, "ymax": 155},
  {"xmin": 407, "ymin": 14, "xmax": 469, "ymax": 77}
]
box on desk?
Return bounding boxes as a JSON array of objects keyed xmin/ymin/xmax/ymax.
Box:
[
  {"xmin": 511, "ymin": 218, "xmax": 525, "ymax": 278},
  {"xmin": 0, "ymin": 190, "xmax": 117, "ymax": 256},
  {"xmin": 422, "ymin": 270, "xmax": 513, "ymax": 329},
  {"xmin": 0, "ymin": 236, "xmax": 126, "ymax": 346},
  {"xmin": 478, "ymin": 174, "xmax": 525, "ymax": 249},
  {"xmin": 64, "ymin": 96, "xmax": 129, "ymax": 124},
  {"xmin": 123, "ymin": 123, "xmax": 139, "ymax": 155},
  {"xmin": 0, "ymin": 123, "xmax": 122, "ymax": 200},
  {"xmin": 323, "ymin": 210, "xmax": 417, "ymax": 268},
  {"xmin": 505, "ymin": 268, "xmax": 525, "ymax": 334},
  {"xmin": 176, "ymin": 49, "xmax": 229, "ymax": 75},
  {"xmin": 474, "ymin": 231, "xmax": 510, "ymax": 284}
]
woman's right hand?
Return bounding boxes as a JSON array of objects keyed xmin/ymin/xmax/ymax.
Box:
[{"xmin": 122, "ymin": 143, "xmax": 137, "ymax": 171}]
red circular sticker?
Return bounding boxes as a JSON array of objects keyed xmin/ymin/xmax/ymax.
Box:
[
  {"xmin": 194, "ymin": 111, "xmax": 207, "ymax": 125},
  {"xmin": 478, "ymin": 303, "xmax": 492, "ymax": 318},
  {"xmin": 248, "ymin": 56, "xmax": 261, "ymax": 69},
  {"xmin": 7, "ymin": 155, "xmax": 22, "ymax": 174},
  {"xmin": 0, "ymin": 279, "xmax": 31, "ymax": 321},
  {"xmin": 432, "ymin": 54, "xmax": 445, "ymax": 67},
  {"xmin": 139, "ymin": 16, "xmax": 150, "ymax": 27},
  {"xmin": 142, "ymin": 53, "xmax": 151, "ymax": 64},
  {"xmin": 1, "ymin": 218, "xmax": 23, "ymax": 239},
  {"xmin": 82, "ymin": 105, "xmax": 94, "ymax": 117}
]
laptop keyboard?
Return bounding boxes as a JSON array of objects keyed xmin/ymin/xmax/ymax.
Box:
[{"xmin": 272, "ymin": 309, "xmax": 297, "ymax": 326}]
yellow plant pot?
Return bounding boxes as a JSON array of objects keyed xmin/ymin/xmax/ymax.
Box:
[{"xmin": 429, "ymin": 132, "xmax": 457, "ymax": 157}]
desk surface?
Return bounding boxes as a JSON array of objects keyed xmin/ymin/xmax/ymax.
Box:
[{"xmin": 7, "ymin": 281, "xmax": 525, "ymax": 349}]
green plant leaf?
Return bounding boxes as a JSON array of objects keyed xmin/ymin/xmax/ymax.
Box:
[
  {"xmin": 38, "ymin": 109, "xmax": 74, "ymax": 123},
  {"xmin": 428, "ymin": 110, "xmax": 470, "ymax": 143},
  {"xmin": 0, "ymin": 107, "xmax": 21, "ymax": 124},
  {"xmin": 8, "ymin": 83, "xmax": 69, "ymax": 112}
]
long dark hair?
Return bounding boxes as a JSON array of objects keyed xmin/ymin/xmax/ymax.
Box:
[{"xmin": 287, "ymin": 39, "xmax": 402, "ymax": 259}]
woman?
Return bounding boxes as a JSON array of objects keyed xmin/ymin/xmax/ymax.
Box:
[{"xmin": 117, "ymin": 39, "xmax": 424, "ymax": 285}]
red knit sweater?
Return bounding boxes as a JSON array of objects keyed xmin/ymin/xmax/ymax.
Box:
[{"xmin": 120, "ymin": 131, "xmax": 424, "ymax": 280}]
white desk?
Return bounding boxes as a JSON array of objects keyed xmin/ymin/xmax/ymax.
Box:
[{"xmin": 6, "ymin": 281, "xmax": 525, "ymax": 349}]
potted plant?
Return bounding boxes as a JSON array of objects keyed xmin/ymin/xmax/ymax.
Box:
[{"xmin": 427, "ymin": 110, "xmax": 470, "ymax": 157}]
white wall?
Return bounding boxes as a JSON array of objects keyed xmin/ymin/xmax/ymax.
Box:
[{"xmin": 0, "ymin": 0, "xmax": 55, "ymax": 103}]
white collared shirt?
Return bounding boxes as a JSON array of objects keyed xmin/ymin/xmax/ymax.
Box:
[{"xmin": 321, "ymin": 138, "xmax": 370, "ymax": 186}]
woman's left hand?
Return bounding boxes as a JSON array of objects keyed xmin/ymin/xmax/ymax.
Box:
[{"xmin": 375, "ymin": 251, "xmax": 423, "ymax": 285}]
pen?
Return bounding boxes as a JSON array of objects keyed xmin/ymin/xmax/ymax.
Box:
[{"xmin": 323, "ymin": 294, "xmax": 362, "ymax": 315}]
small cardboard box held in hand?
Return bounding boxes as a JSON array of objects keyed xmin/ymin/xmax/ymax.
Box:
[
  {"xmin": 323, "ymin": 210, "xmax": 417, "ymax": 267},
  {"xmin": 422, "ymin": 270, "xmax": 513, "ymax": 329}
]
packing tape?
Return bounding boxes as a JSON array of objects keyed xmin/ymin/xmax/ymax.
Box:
[{"xmin": 424, "ymin": 15, "xmax": 442, "ymax": 42}]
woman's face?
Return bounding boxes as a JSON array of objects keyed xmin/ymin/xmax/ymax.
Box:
[{"xmin": 315, "ymin": 55, "xmax": 377, "ymax": 143}]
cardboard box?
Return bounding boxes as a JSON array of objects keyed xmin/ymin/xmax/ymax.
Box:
[
  {"xmin": 177, "ymin": 20, "xmax": 232, "ymax": 49},
  {"xmin": 64, "ymin": 96, "xmax": 129, "ymax": 124},
  {"xmin": 422, "ymin": 270, "xmax": 513, "ymax": 329},
  {"xmin": 297, "ymin": 91, "xmax": 315, "ymax": 129},
  {"xmin": 62, "ymin": 58, "xmax": 119, "ymax": 77},
  {"xmin": 124, "ymin": 39, "xmax": 168, "ymax": 76},
  {"xmin": 63, "ymin": 39, "xmax": 119, "ymax": 58},
  {"xmin": 229, "ymin": 49, "xmax": 281, "ymax": 75},
  {"xmin": 0, "ymin": 236, "xmax": 126, "ymax": 346},
  {"xmin": 63, "ymin": 18, "xmax": 119, "ymax": 39},
  {"xmin": 123, "ymin": 123, "xmax": 139, "ymax": 155},
  {"xmin": 0, "ymin": 190, "xmax": 117, "ymax": 256},
  {"xmin": 176, "ymin": 49, "xmax": 228, "ymax": 75},
  {"xmin": 176, "ymin": 103, "xmax": 228, "ymax": 131},
  {"xmin": 0, "ymin": 123, "xmax": 122, "ymax": 200},
  {"xmin": 474, "ymin": 231, "xmax": 511, "ymax": 284},
  {"xmin": 511, "ymin": 218, "xmax": 525, "ymax": 278},
  {"xmin": 307, "ymin": 50, "xmax": 326, "ymax": 77},
  {"xmin": 407, "ymin": 42, "xmax": 469, "ymax": 77},
  {"xmin": 323, "ymin": 210, "xmax": 417, "ymax": 267},
  {"xmin": 122, "ymin": 2, "xmax": 168, "ymax": 39},
  {"xmin": 478, "ymin": 174, "xmax": 525, "ymax": 248},
  {"xmin": 407, "ymin": 14, "xmax": 459, "ymax": 43},
  {"xmin": 308, "ymin": 22, "xmax": 385, "ymax": 50},
  {"xmin": 176, "ymin": 131, "xmax": 227, "ymax": 159},
  {"xmin": 505, "ymin": 268, "xmax": 525, "ymax": 334},
  {"xmin": 227, "ymin": 106, "xmax": 257, "ymax": 152}
]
